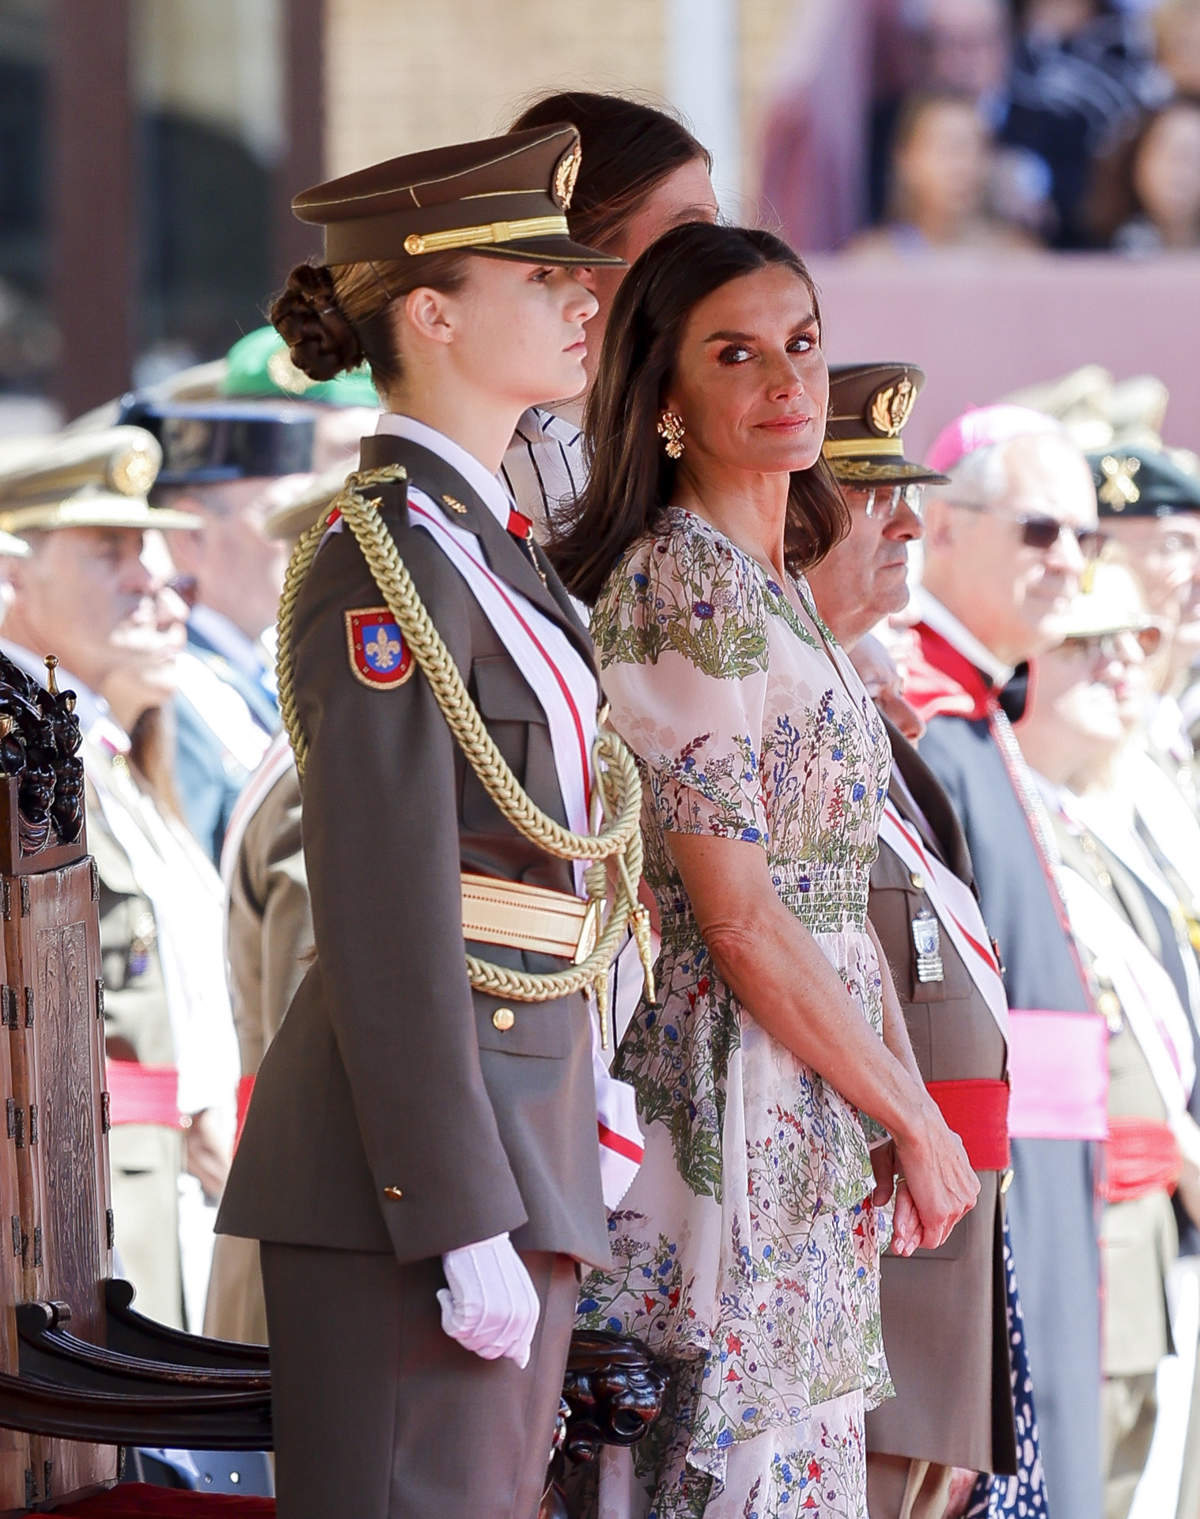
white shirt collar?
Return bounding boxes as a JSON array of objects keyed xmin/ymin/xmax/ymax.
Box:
[
  {"xmin": 913, "ymin": 589, "xmax": 1015, "ymax": 689},
  {"xmin": 376, "ymin": 413, "xmax": 514, "ymax": 531}
]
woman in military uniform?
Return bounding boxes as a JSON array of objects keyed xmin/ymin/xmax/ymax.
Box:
[{"xmin": 215, "ymin": 125, "xmax": 649, "ymax": 1519}]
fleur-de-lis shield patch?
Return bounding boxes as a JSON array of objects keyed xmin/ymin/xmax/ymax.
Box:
[{"xmin": 345, "ymin": 607, "xmax": 413, "ymax": 689}]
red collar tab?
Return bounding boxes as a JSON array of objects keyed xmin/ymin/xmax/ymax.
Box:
[
  {"xmin": 506, "ymin": 506, "xmax": 533, "ymax": 540},
  {"xmin": 906, "ymin": 622, "xmax": 994, "ymax": 722}
]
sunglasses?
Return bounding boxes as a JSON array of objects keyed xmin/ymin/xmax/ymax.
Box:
[{"xmin": 949, "ymin": 500, "xmax": 1107, "ymax": 559}]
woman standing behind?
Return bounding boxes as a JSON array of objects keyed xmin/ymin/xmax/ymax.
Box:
[
  {"xmin": 555, "ymin": 222, "xmax": 977, "ymax": 1519},
  {"xmin": 502, "ymin": 91, "xmax": 718, "ymax": 537}
]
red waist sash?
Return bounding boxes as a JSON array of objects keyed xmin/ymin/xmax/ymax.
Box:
[
  {"xmin": 926, "ymin": 1078, "xmax": 1011, "ymax": 1172},
  {"xmin": 234, "ymin": 1073, "xmax": 256, "ymax": 1151},
  {"xmin": 104, "ymin": 1059, "xmax": 183, "ymax": 1128},
  {"xmin": 1102, "ymin": 1116, "xmax": 1181, "ymax": 1204}
]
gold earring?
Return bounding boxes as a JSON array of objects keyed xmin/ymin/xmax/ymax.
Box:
[{"xmin": 657, "ymin": 410, "xmax": 685, "ymax": 460}]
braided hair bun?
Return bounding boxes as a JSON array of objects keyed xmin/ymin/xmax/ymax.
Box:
[{"xmin": 270, "ymin": 263, "xmax": 364, "ymax": 381}]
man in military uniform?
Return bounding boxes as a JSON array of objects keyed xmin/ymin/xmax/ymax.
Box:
[
  {"xmin": 1016, "ymin": 560, "xmax": 1200, "ymax": 1517},
  {"xmin": 904, "ymin": 404, "xmax": 1106, "ymax": 1519},
  {"xmin": 0, "ymin": 427, "xmax": 239, "ymax": 1328},
  {"xmin": 203, "ymin": 472, "xmax": 335, "ymax": 1345},
  {"xmin": 116, "ymin": 394, "xmax": 315, "ymax": 862},
  {"xmin": 807, "ymin": 366, "xmax": 1017, "ymax": 1517}
]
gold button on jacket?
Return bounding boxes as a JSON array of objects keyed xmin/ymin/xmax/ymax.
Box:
[{"xmin": 492, "ymin": 1007, "xmax": 515, "ymax": 1032}]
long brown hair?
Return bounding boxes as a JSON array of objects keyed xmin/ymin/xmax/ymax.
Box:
[
  {"xmin": 508, "ymin": 91, "xmax": 710, "ymax": 254},
  {"xmin": 551, "ymin": 223, "xmax": 848, "ymax": 606}
]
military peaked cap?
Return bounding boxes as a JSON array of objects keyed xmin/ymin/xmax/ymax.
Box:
[
  {"xmin": 0, "ymin": 427, "xmax": 199, "ymax": 534},
  {"xmin": 823, "ymin": 363, "xmax": 949, "ymax": 486},
  {"xmin": 118, "ymin": 396, "xmax": 316, "ymax": 485},
  {"xmin": 223, "ymin": 325, "xmax": 379, "ymax": 409},
  {"xmin": 293, "ymin": 123, "xmax": 624, "ymax": 267},
  {"xmin": 1087, "ymin": 443, "xmax": 1200, "ymax": 518}
]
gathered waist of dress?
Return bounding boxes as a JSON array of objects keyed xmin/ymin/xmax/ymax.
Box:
[
  {"xmin": 771, "ymin": 859, "xmax": 870, "ymax": 932},
  {"xmin": 651, "ymin": 859, "xmax": 871, "ymax": 933}
]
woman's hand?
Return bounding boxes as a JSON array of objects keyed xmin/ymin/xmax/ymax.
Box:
[{"xmin": 893, "ymin": 1101, "xmax": 979, "ymax": 1252}]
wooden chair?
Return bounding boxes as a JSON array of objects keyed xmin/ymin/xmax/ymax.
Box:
[{"xmin": 0, "ymin": 654, "xmax": 663, "ymax": 1515}]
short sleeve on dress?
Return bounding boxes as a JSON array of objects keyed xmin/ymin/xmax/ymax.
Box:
[{"xmin": 592, "ymin": 515, "xmax": 772, "ymax": 849}]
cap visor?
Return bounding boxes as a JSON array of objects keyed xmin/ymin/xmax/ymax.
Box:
[
  {"xmin": 0, "ymin": 499, "xmax": 201, "ymax": 534},
  {"xmin": 827, "ymin": 458, "xmax": 950, "ymax": 487},
  {"xmin": 472, "ymin": 234, "xmax": 625, "ymax": 267}
]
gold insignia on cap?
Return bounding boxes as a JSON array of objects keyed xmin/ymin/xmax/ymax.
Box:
[
  {"xmin": 868, "ymin": 378, "xmax": 916, "ymax": 438},
  {"xmin": 1098, "ymin": 454, "xmax": 1141, "ymax": 511},
  {"xmin": 552, "ymin": 140, "xmax": 582, "ymax": 211},
  {"xmin": 266, "ymin": 346, "xmax": 314, "ymax": 396},
  {"xmin": 108, "ymin": 439, "xmax": 158, "ymax": 497}
]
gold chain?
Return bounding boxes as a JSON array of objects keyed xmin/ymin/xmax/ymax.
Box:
[{"xmin": 276, "ymin": 466, "xmax": 654, "ymax": 1016}]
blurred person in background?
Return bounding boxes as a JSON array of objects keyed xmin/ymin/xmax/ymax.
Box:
[
  {"xmin": 905, "ymin": 405, "xmax": 1106, "ymax": 1519},
  {"xmin": 504, "ymin": 91, "xmax": 717, "ymax": 539},
  {"xmin": 1091, "ymin": 444, "xmax": 1200, "ymax": 794},
  {"xmin": 847, "ymin": 91, "xmax": 1039, "ymax": 257},
  {"xmin": 1089, "ymin": 96, "xmax": 1200, "ymax": 252},
  {"xmin": 1017, "ymin": 560, "xmax": 1200, "ymax": 1518},
  {"xmin": 1000, "ymin": 0, "xmax": 1163, "ymax": 246},
  {"xmin": 1083, "ymin": 447, "xmax": 1200, "ymax": 1519},
  {"xmin": 203, "ymin": 470, "xmax": 334, "ymax": 1346},
  {"xmin": 1154, "ymin": 0, "xmax": 1200, "ymax": 95},
  {"xmin": 117, "ymin": 395, "xmax": 314, "ymax": 862},
  {"xmin": 807, "ymin": 364, "xmax": 1025, "ymax": 1519},
  {"xmin": 0, "ymin": 427, "xmax": 238, "ymax": 1329}
]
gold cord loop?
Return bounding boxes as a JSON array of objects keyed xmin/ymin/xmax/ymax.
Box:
[{"xmin": 275, "ymin": 467, "xmax": 650, "ymax": 1025}]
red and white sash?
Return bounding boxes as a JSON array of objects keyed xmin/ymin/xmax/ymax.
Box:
[
  {"xmin": 404, "ymin": 487, "xmax": 642, "ymax": 1205},
  {"xmin": 878, "ymin": 798, "xmax": 1009, "ymax": 1040}
]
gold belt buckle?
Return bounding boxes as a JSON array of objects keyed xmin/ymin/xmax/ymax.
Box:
[{"xmin": 573, "ymin": 898, "xmax": 601, "ymax": 964}]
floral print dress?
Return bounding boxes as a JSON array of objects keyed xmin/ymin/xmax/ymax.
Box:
[{"xmin": 576, "ymin": 508, "xmax": 893, "ymax": 1519}]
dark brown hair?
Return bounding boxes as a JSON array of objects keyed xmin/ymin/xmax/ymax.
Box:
[
  {"xmin": 551, "ymin": 222, "xmax": 848, "ymax": 606},
  {"xmin": 508, "ymin": 91, "xmax": 711, "ymax": 254},
  {"xmin": 270, "ymin": 251, "xmax": 469, "ymax": 395},
  {"xmin": 1087, "ymin": 95, "xmax": 1200, "ymax": 245}
]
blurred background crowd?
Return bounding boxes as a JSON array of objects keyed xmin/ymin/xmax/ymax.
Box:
[{"xmin": 3, "ymin": 0, "xmax": 1200, "ymax": 437}]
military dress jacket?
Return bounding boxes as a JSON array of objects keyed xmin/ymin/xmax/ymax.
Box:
[
  {"xmin": 909, "ymin": 617, "xmax": 1104, "ymax": 1519},
  {"xmin": 1052, "ymin": 817, "xmax": 1179, "ymax": 1379},
  {"xmin": 216, "ymin": 431, "xmax": 611, "ymax": 1271},
  {"xmin": 865, "ymin": 721, "xmax": 1016, "ymax": 1476}
]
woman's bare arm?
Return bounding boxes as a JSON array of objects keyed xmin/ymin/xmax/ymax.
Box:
[{"xmin": 666, "ymin": 831, "xmax": 978, "ymax": 1251}]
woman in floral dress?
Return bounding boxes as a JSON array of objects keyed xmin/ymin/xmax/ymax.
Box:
[{"xmin": 554, "ymin": 224, "xmax": 977, "ymax": 1519}]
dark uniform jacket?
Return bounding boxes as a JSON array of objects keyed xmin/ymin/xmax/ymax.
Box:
[
  {"xmin": 865, "ymin": 721, "xmax": 1016, "ymax": 1476},
  {"xmin": 217, "ymin": 433, "xmax": 611, "ymax": 1271},
  {"xmin": 909, "ymin": 619, "xmax": 1104, "ymax": 1519}
]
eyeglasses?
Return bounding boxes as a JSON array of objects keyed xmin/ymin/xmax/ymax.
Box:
[
  {"xmin": 1060, "ymin": 626, "xmax": 1161, "ymax": 661},
  {"xmin": 854, "ymin": 484, "xmax": 925, "ymax": 520},
  {"xmin": 947, "ymin": 499, "xmax": 1107, "ymax": 559}
]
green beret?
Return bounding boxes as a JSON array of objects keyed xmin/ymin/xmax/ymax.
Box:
[
  {"xmin": 1088, "ymin": 443, "xmax": 1200, "ymax": 518},
  {"xmin": 221, "ymin": 326, "xmax": 379, "ymax": 409}
]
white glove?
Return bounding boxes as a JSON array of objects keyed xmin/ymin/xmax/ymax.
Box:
[{"xmin": 437, "ymin": 1232, "xmax": 540, "ymax": 1368}]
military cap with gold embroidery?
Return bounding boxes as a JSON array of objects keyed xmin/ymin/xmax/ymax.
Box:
[
  {"xmin": 117, "ymin": 396, "xmax": 315, "ymax": 485},
  {"xmin": 293, "ymin": 123, "xmax": 624, "ymax": 267},
  {"xmin": 0, "ymin": 427, "xmax": 200, "ymax": 535},
  {"xmin": 822, "ymin": 363, "xmax": 949, "ymax": 486},
  {"xmin": 1087, "ymin": 443, "xmax": 1200, "ymax": 518}
]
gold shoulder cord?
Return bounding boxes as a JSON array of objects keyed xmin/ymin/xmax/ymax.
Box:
[{"xmin": 276, "ymin": 466, "xmax": 655, "ymax": 1038}]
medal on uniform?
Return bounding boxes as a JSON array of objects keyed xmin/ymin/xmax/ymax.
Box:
[{"xmin": 911, "ymin": 908, "xmax": 943, "ymax": 983}]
